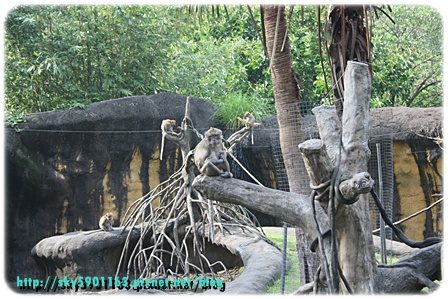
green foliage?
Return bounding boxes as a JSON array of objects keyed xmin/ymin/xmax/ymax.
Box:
[
  {"xmin": 287, "ymin": 5, "xmax": 443, "ymax": 109},
  {"xmin": 4, "ymin": 5, "xmax": 443, "ymax": 130},
  {"xmin": 212, "ymin": 92, "xmax": 274, "ymax": 130},
  {"xmin": 290, "ymin": 6, "xmax": 332, "ymax": 106},
  {"xmin": 160, "ymin": 37, "xmax": 250, "ymax": 101},
  {"xmin": 5, "ymin": 5, "xmax": 176, "ymax": 113},
  {"xmin": 371, "ymin": 5, "xmax": 443, "ymax": 107},
  {"xmin": 5, "ymin": 5, "xmax": 277, "ymax": 128},
  {"xmin": 159, "ymin": 6, "xmax": 275, "ymax": 124},
  {"xmin": 5, "ymin": 108, "xmax": 27, "ymax": 132}
]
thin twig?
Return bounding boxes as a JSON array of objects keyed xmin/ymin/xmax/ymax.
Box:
[{"xmin": 372, "ymin": 198, "xmax": 443, "ymax": 233}]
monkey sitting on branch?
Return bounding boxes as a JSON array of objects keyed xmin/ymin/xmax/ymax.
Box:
[
  {"xmin": 160, "ymin": 119, "xmax": 182, "ymax": 160},
  {"xmin": 194, "ymin": 127, "xmax": 232, "ymax": 178},
  {"xmin": 237, "ymin": 111, "xmax": 256, "ymax": 129},
  {"xmin": 230, "ymin": 111, "xmax": 260, "ymax": 145}
]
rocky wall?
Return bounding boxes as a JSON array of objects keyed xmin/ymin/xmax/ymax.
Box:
[
  {"xmin": 5, "ymin": 93, "xmax": 215, "ymax": 280},
  {"xmin": 393, "ymin": 140, "xmax": 443, "ymax": 241}
]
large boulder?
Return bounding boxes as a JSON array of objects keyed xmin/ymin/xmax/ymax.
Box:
[
  {"xmin": 31, "ymin": 223, "xmax": 282, "ymax": 294},
  {"xmin": 31, "ymin": 227, "xmax": 141, "ymax": 280}
]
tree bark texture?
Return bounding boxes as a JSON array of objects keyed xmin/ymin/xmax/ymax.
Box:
[
  {"xmin": 338, "ymin": 61, "xmax": 377, "ymax": 294},
  {"xmin": 193, "ymin": 176, "xmax": 442, "ymax": 294},
  {"xmin": 310, "ymin": 61, "xmax": 377, "ymax": 293},
  {"xmin": 193, "ymin": 176, "xmax": 328, "ymax": 245},
  {"xmin": 298, "ymin": 139, "xmax": 333, "ymax": 212},
  {"xmin": 192, "ymin": 60, "xmax": 441, "ymax": 293},
  {"xmin": 262, "ymin": 5, "xmax": 305, "ymax": 194}
]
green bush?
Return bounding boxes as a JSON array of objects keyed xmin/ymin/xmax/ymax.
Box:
[
  {"xmin": 212, "ymin": 92, "xmax": 274, "ymax": 130},
  {"xmin": 5, "ymin": 108, "xmax": 27, "ymax": 132}
]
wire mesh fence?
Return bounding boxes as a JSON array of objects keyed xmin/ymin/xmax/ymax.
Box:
[{"xmin": 268, "ymin": 101, "xmax": 320, "ymax": 291}]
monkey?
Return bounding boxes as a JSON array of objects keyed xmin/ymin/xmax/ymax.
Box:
[
  {"xmin": 99, "ymin": 213, "xmax": 114, "ymax": 232},
  {"xmin": 194, "ymin": 127, "xmax": 232, "ymax": 178},
  {"xmin": 237, "ymin": 112, "xmax": 255, "ymax": 129},
  {"xmin": 160, "ymin": 119, "xmax": 181, "ymax": 160},
  {"xmin": 237, "ymin": 112, "xmax": 256, "ymax": 144}
]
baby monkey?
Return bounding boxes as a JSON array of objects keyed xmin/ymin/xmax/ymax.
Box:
[
  {"xmin": 194, "ymin": 127, "xmax": 232, "ymax": 178},
  {"xmin": 99, "ymin": 213, "xmax": 114, "ymax": 232}
]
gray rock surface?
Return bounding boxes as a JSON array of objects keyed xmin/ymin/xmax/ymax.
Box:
[{"xmin": 31, "ymin": 224, "xmax": 282, "ymax": 294}]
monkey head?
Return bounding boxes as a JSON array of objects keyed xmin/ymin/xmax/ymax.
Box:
[
  {"xmin": 104, "ymin": 212, "xmax": 113, "ymax": 222},
  {"xmin": 205, "ymin": 127, "xmax": 223, "ymax": 149},
  {"xmin": 162, "ymin": 119, "xmax": 177, "ymax": 131},
  {"xmin": 166, "ymin": 119, "xmax": 176, "ymax": 126}
]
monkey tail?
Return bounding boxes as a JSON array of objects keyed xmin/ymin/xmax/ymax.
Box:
[{"xmin": 160, "ymin": 133, "xmax": 165, "ymax": 160}]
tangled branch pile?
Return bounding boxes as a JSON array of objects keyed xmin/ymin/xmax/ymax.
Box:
[{"xmin": 115, "ymin": 98, "xmax": 266, "ymax": 283}]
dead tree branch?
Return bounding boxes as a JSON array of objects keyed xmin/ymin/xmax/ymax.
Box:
[
  {"xmin": 192, "ymin": 175, "xmax": 443, "ymax": 294},
  {"xmin": 117, "ymin": 99, "xmax": 268, "ymax": 284}
]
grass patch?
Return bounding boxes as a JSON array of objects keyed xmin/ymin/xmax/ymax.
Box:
[
  {"xmin": 212, "ymin": 92, "xmax": 274, "ymax": 130},
  {"xmin": 375, "ymin": 252, "xmax": 400, "ymax": 264},
  {"xmin": 265, "ymin": 231, "xmax": 403, "ymax": 294},
  {"xmin": 265, "ymin": 231, "xmax": 301, "ymax": 294}
]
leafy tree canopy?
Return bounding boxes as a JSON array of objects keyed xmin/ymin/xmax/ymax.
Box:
[
  {"xmin": 371, "ymin": 5, "xmax": 443, "ymax": 107},
  {"xmin": 4, "ymin": 5, "xmax": 443, "ymax": 127}
]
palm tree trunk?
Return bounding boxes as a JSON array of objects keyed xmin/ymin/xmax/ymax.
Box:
[
  {"xmin": 263, "ymin": 6, "xmax": 377, "ymax": 294},
  {"xmin": 262, "ymin": 5, "xmax": 306, "ymax": 194},
  {"xmin": 327, "ymin": 5, "xmax": 372, "ymax": 119}
]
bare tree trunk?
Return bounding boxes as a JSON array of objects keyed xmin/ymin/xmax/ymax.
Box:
[
  {"xmin": 338, "ymin": 61, "xmax": 377, "ymax": 293},
  {"xmin": 263, "ymin": 7, "xmax": 337, "ymax": 291},
  {"xmin": 309, "ymin": 61, "xmax": 377, "ymax": 293}
]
